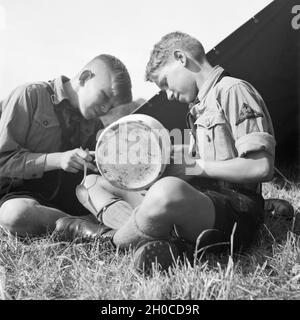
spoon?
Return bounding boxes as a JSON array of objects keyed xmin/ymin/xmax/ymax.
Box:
[{"xmin": 75, "ymin": 158, "xmax": 98, "ymax": 215}]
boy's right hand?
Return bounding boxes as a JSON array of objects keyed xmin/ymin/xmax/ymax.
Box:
[{"xmin": 60, "ymin": 148, "xmax": 98, "ymax": 173}]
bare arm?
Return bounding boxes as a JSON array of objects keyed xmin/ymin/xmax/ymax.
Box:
[
  {"xmin": 164, "ymin": 145, "xmax": 274, "ymax": 184},
  {"xmin": 193, "ymin": 150, "xmax": 274, "ymax": 183}
]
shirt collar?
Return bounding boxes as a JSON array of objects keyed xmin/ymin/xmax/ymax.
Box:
[
  {"xmin": 50, "ymin": 75, "xmax": 70, "ymax": 105},
  {"xmin": 49, "ymin": 75, "xmax": 101, "ymax": 140},
  {"xmin": 197, "ymin": 65, "xmax": 224, "ymax": 102}
]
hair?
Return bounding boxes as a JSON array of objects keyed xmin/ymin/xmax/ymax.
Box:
[
  {"xmin": 89, "ymin": 54, "xmax": 132, "ymax": 105},
  {"xmin": 145, "ymin": 31, "xmax": 206, "ymax": 82}
]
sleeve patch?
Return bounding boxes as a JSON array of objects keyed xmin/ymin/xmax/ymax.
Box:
[{"xmin": 236, "ymin": 103, "xmax": 263, "ymax": 125}]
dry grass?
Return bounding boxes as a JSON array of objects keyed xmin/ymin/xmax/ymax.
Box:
[{"xmin": 0, "ymin": 179, "xmax": 299, "ymax": 300}]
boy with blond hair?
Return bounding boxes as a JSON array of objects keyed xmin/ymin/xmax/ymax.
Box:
[
  {"xmin": 54, "ymin": 32, "xmax": 276, "ymax": 275},
  {"xmin": 0, "ymin": 54, "xmax": 132, "ymax": 237}
]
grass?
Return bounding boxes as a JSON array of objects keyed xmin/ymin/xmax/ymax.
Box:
[{"xmin": 0, "ymin": 178, "xmax": 300, "ymax": 300}]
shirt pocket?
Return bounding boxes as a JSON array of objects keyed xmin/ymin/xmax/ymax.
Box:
[
  {"xmin": 27, "ymin": 113, "xmax": 61, "ymax": 152},
  {"xmin": 195, "ymin": 111, "xmax": 236, "ymax": 160}
]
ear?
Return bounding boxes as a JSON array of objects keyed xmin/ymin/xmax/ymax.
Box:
[
  {"xmin": 173, "ymin": 50, "xmax": 187, "ymax": 66},
  {"xmin": 78, "ymin": 70, "xmax": 94, "ymax": 86}
]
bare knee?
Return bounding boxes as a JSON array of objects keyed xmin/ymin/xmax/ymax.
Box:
[
  {"xmin": 139, "ymin": 177, "xmax": 189, "ymax": 220},
  {"xmin": 0, "ymin": 198, "xmax": 39, "ymax": 235},
  {"xmin": 152, "ymin": 177, "xmax": 188, "ymax": 195},
  {"xmin": 149, "ymin": 177, "xmax": 188, "ymax": 204}
]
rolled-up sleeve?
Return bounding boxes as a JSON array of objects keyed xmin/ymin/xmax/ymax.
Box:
[
  {"xmin": 235, "ymin": 132, "xmax": 276, "ymax": 158},
  {"xmin": 221, "ymin": 83, "xmax": 276, "ymax": 158},
  {"xmin": 0, "ymin": 85, "xmax": 47, "ymax": 179}
]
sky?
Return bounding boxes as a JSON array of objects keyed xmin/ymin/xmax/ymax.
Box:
[{"xmin": 0, "ymin": 0, "xmax": 273, "ymax": 101}]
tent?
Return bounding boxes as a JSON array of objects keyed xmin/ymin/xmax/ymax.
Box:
[{"xmin": 133, "ymin": 0, "xmax": 300, "ymax": 166}]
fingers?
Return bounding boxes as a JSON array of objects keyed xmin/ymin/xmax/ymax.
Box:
[
  {"xmin": 68, "ymin": 159, "xmax": 83, "ymax": 173},
  {"xmin": 78, "ymin": 149, "xmax": 96, "ymax": 164},
  {"xmin": 83, "ymin": 149, "xmax": 98, "ymax": 172},
  {"xmin": 67, "ymin": 161, "xmax": 97, "ymax": 174},
  {"xmin": 75, "ymin": 150, "xmax": 98, "ymax": 172},
  {"xmin": 76, "ymin": 148, "xmax": 93, "ymax": 162},
  {"xmin": 86, "ymin": 162, "xmax": 98, "ymax": 173},
  {"xmin": 63, "ymin": 148, "xmax": 98, "ymax": 173},
  {"xmin": 63, "ymin": 151, "xmax": 85, "ymax": 173}
]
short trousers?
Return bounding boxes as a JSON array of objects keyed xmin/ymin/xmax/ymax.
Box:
[
  {"xmin": 171, "ymin": 178, "xmax": 265, "ymax": 252},
  {"xmin": 0, "ymin": 171, "xmax": 91, "ymax": 217},
  {"xmin": 206, "ymin": 188, "xmax": 263, "ymax": 248},
  {"xmin": 192, "ymin": 182, "xmax": 264, "ymax": 251}
]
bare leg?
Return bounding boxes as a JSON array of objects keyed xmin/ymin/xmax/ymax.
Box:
[
  {"xmin": 113, "ymin": 177, "xmax": 215, "ymax": 248},
  {"xmin": 0, "ymin": 198, "xmax": 70, "ymax": 237}
]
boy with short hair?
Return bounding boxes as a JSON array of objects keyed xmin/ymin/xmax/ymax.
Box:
[
  {"xmin": 54, "ymin": 32, "xmax": 276, "ymax": 276},
  {"xmin": 108, "ymin": 31, "xmax": 275, "ymax": 273},
  {"xmin": 0, "ymin": 54, "xmax": 132, "ymax": 237}
]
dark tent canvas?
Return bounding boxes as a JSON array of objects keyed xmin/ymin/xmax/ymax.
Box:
[{"xmin": 133, "ymin": 0, "xmax": 300, "ymax": 166}]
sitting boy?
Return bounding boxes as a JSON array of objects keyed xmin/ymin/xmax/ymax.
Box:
[
  {"xmin": 0, "ymin": 54, "xmax": 132, "ymax": 237},
  {"xmin": 55, "ymin": 32, "xmax": 276, "ymax": 275}
]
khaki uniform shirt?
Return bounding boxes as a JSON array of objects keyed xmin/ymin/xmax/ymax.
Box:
[
  {"xmin": 189, "ymin": 66, "xmax": 276, "ymax": 192},
  {"xmin": 0, "ymin": 76, "xmax": 103, "ymax": 180}
]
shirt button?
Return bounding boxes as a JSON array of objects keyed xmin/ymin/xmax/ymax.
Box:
[
  {"xmin": 205, "ymin": 119, "xmax": 211, "ymax": 127},
  {"xmin": 43, "ymin": 120, "xmax": 49, "ymax": 126}
]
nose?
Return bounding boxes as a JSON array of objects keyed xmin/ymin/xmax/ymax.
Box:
[{"xmin": 166, "ymin": 90, "xmax": 175, "ymax": 101}]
